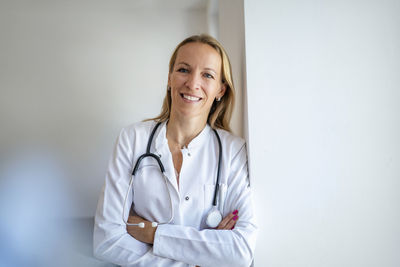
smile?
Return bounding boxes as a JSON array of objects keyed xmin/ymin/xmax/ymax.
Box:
[{"xmin": 181, "ymin": 93, "xmax": 202, "ymax": 102}]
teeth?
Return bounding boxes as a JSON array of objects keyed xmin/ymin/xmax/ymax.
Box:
[{"xmin": 183, "ymin": 94, "xmax": 200, "ymax": 101}]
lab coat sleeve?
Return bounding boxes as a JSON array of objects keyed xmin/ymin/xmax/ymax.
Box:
[
  {"xmin": 93, "ymin": 127, "xmax": 180, "ymax": 266},
  {"xmin": 153, "ymin": 143, "xmax": 258, "ymax": 267}
]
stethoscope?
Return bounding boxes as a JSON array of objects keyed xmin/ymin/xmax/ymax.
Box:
[{"xmin": 122, "ymin": 122, "xmax": 223, "ymax": 229}]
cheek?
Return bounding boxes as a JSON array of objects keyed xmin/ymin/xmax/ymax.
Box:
[
  {"xmin": 171, "ymin": 74, "xmax": 186, "ymax": 85},
  {"xmin": 204, "ymin": 83, "xmax": 221, "ymax": 98}
]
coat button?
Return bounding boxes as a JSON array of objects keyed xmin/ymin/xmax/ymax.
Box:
[
  {"xmin": 185, "ymin": 196, "xmax": 189, "ymax": 201},
  {"xmin": 187, "ymin": 152, "xmax": 191, "ymax": 157}
]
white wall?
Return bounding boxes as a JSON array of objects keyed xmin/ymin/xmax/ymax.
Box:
[
  {"xmin": 218, "ymin": 0, "xmax": 246, "ymax": 138},
  {"xmin": 244, "ymin": 0, "xmax": 400, "ymax": 266},
  {"xmin": 0, "ymin": 0, "xmax": 208, "ymax": 218}
]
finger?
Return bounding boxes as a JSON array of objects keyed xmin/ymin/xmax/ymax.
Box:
[
  {"xmin": 216, "ymin": 212, "xmax": 235, "ymax": 229},
  {"xmin": 220, "ymin": 212, "xmax": 239, "ymax": 230},
  {"xmin": 218, "ymin": 214, "xmax": 238, "ymax": 230},
  {"xmin": 223, "ymin": 215, "xmax": 238, "ymax": 230},
  {"xmin": 216, "ymin": 213, "xmax": 234, "ymax": 229},
  {"xmin": 216, "ymin": 210, "xmax": 238, "ymax": 229}
]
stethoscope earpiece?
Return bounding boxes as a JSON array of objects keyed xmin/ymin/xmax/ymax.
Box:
[
  {"xmin": 127, "ymin": 222, "xmax": 145, "ymax": 228},
  {"xmin": 127, "ymin": 222, "xmax": 158, "ymax": 228}
]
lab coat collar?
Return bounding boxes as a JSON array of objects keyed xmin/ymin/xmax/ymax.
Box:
[
  {"xmin": 185, "ymin": 123, "xmax": 212, "ymax": 150},
  {"xmin": 153, "ymin": 120, "xmax": 212, "ymax": 152}
]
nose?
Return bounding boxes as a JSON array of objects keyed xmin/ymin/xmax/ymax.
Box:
[{"xmin": 185, "ymin": 71, "xmax": 201, "ymax": 90}]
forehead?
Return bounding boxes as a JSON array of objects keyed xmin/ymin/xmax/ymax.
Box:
[{"xmin": 175, "ymin": 42, "xmax": 222, "ymax": 71}]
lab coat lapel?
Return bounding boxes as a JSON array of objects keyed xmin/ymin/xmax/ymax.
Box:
[{"xmin": 153, "ymin": 121, "xmax": 180, "ymax": 197}]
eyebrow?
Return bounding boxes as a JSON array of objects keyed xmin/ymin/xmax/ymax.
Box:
[{"xmin": 176, "ymin": 62, "xmax": 218, "ymax": 74}]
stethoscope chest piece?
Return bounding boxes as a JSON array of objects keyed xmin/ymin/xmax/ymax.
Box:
[{"xmin": 206, "ymin": 207, "xmax": 222, "ymax": 228}]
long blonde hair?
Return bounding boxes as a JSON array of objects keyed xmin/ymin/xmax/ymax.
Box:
[{"xmin": 149, "ymin": 34, "xmax": 235, "ymax": 132}]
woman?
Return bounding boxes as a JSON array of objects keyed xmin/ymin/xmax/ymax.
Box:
[{"xmin": 94, "ymin": 34, "xmax": 257, "ymax": 266}]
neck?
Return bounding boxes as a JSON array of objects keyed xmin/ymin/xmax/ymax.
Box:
[{"xmin": 166, "ymin": 114, "xmax": 207, "ymax": 148}]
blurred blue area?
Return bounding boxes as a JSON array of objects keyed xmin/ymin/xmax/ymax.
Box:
[{"xmin": 0, "ymin": 150, "xmax": 115, "ymax": 267}]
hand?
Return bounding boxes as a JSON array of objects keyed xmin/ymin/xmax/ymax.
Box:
[
  {"xmin": 194, "ymin": 210, "xmax": 238, "ymax": 267},
  {"xmin": 126, "ymin": 215, "xmax": 157, "ymax": 244},
  {"xmin": 216, "ymin": 210, "xmax": 239, "ymax": 230}
]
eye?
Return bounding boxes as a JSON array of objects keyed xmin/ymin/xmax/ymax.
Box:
[
  {"xmin": 177, "ymin": 68, "xmax": 189, "ymax": 73},
  {"xmin": 204, "ymin": 73, "xmax": 214, "ymax": 79}
]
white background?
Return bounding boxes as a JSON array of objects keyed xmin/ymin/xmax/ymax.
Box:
[{"xmin": 244, "ymin": 0, "xmax": 400, "ymax": 266}]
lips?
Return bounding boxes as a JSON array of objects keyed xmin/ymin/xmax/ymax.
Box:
[{"xmin": 181, "ymin": 93, "xmax": 202, "ymax": 102}]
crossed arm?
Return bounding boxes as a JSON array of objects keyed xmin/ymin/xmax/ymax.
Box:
[{"xmin": 126, "ymin": 210, "xmax": 240, "ymax": 244}]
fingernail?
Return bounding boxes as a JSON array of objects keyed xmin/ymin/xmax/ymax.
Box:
[
  {"xmin": 233, "ymin": 215, "xmax": 238, "ymax": 221},
  {"xmin": 232, "ymin": 210, "xmax": 238, "ymax": 215},
  {"xmin": 231, "ymin": 226, "xmax": 235, "ymax": 230}
]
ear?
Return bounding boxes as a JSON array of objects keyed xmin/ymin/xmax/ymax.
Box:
[{"xmin": 217, "ymin": 83, "xmax": 227, "ymax": 99}]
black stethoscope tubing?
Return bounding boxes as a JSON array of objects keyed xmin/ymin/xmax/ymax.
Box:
[{"xmin": 132, "ymin": 121, "xmax": 222, "ymax": 207}]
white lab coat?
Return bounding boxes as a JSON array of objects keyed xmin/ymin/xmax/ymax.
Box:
[{"xmin": 94, "ymin": 120, "xmax": 258, "ymax": 267}]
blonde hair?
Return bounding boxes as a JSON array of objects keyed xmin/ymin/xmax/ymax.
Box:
[{"xmin": 149, "ymin": 34, "xmax": 235, "ymax": 132}]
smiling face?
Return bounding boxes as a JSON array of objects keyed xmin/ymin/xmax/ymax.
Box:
[{"xmin": 168, "ymin": 42, "xmax": 226, "ymax": 123}]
